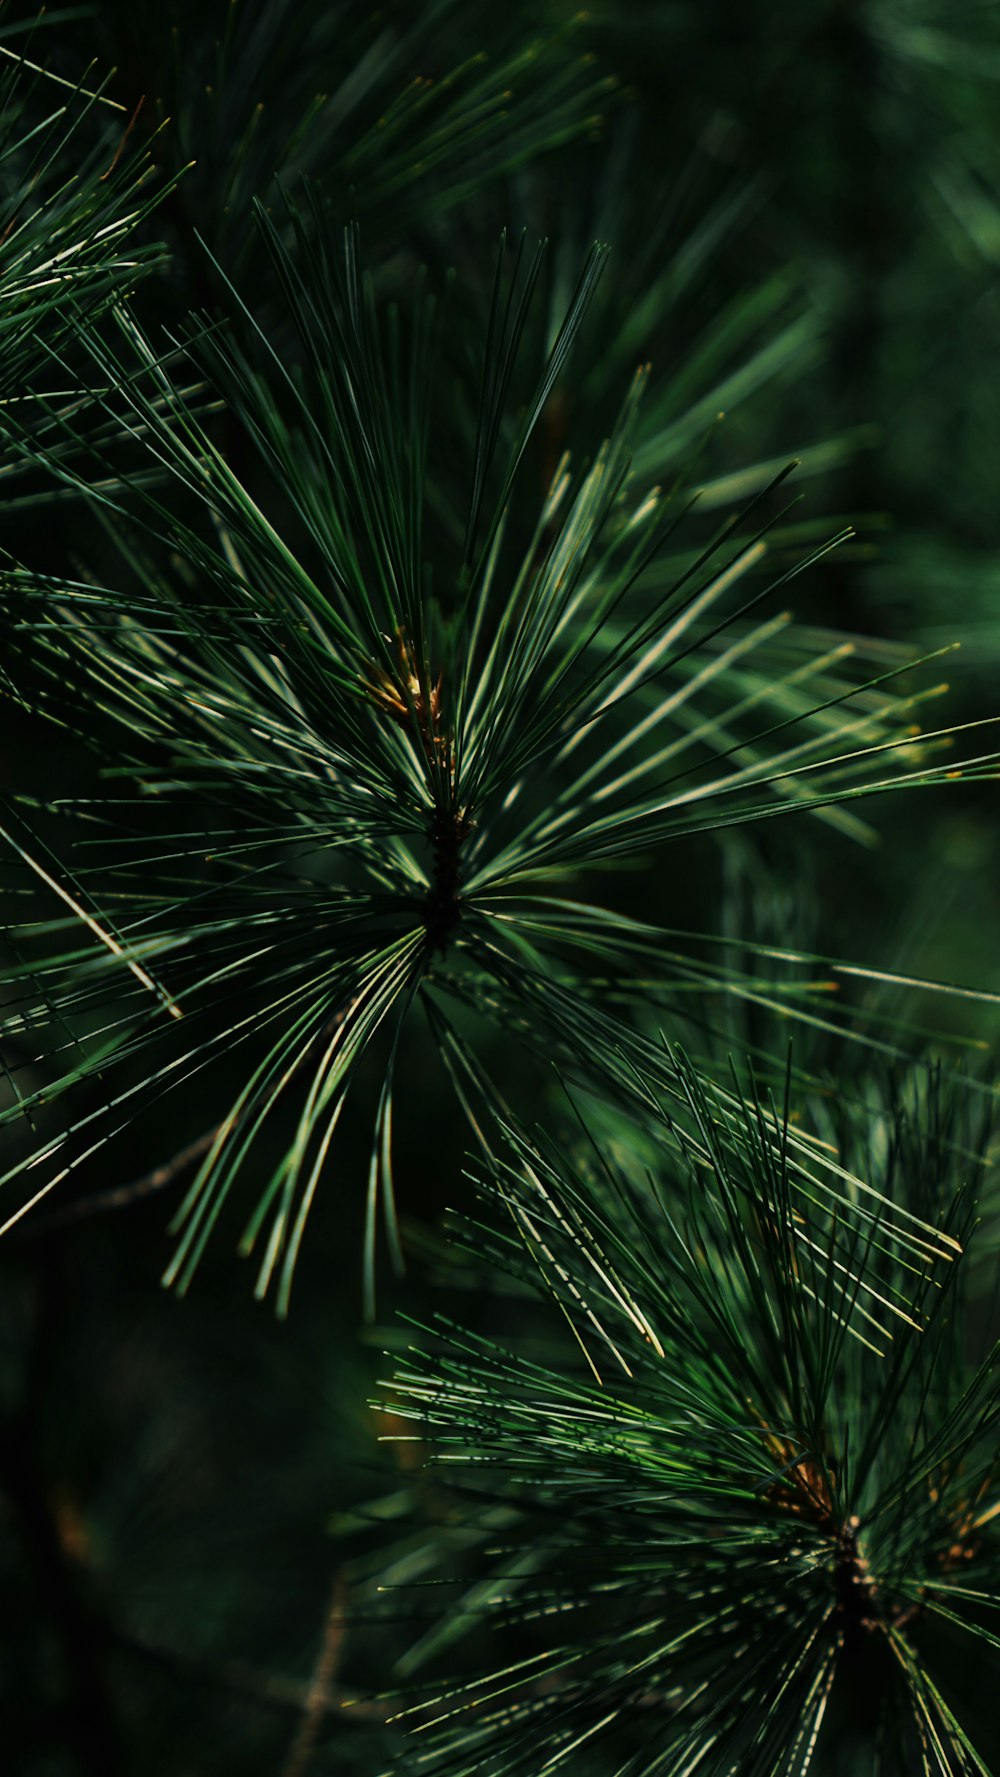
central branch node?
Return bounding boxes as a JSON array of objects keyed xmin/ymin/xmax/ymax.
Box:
[
  {"xmin": 834, "ymin": 1516, "xmax": 879, "ymax": 1634},
  {"xmin": 423, "ymin": 805, "xmax": 470, "ymax": 955}
]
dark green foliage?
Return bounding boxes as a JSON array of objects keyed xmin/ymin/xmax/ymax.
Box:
[
  {"xmin": 0, "ymin": 6, "xmax": 999, "ymax": 1775},
  {"xmin": 381, "ymin": 1063, "xmax": 999, "ymax": 1773},
  {"xmin": 4, "ymin": 184, "xmax": 998, "ymax": 1307},
  {"xmin": 0, "ymin": 34, "xmax": 171, "ymax": 413}
]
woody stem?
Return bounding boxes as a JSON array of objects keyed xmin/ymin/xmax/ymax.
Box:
[{"xmin": 423, "ymin": 805, "xmax": 469, "ymax": 954}]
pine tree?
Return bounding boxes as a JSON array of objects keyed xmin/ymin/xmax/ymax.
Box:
[{"xmin": 0, "ymin": 6, "xmax": 997, "ymax": 1774}]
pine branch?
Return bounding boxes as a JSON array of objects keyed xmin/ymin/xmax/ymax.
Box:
[
  {"xmin": 376, "ymin": 1063, "xmax": 998, "ymax": 1774},
  {"xmin": 2, "ymin": 198, "xmax": 999, "ymax": 1300}
]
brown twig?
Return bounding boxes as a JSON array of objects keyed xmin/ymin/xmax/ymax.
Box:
[
  {"xmin": 19, "ymin": 1124, "xmax": 220, "ymax": 1238},
  {"xmin": 280, "ymin": 1573, "xmax": 350, "ymax": 1777},
  {"xmin": 19, "ymin": 1000, "xmax": 362, "ymax": 1240},
  {"xmin": 112, "ymin": 1615, "xmax": 386, "ymax": 1726},
  {"xmin": 100, "ymin": 95, "xmax": 147, "ymax": 181},
  {"xmin": 0, "ymin": 1263, "xmax": 125, "ymax": 1775}
]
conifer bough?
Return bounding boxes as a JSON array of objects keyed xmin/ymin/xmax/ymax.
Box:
[
  {"xmin": 379, "ymin": 1060, "xmax": 999, "ymax": 1775},
  {"xmin": 3, "ymin": 184, "xmax": 1000, "ymax": 1310},
  {"xmin": 0, "ymin": 16, "xmax": 999, "ymax": 1776}
]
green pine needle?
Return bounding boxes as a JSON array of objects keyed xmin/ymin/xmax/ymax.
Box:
[
  {"xmin": 376, "ymin": 1061, "xmax": 998, "ymax": 1774},
  {"xmin": 2, "ymin": 195, "xmax": 999, "ymax": 1303}
]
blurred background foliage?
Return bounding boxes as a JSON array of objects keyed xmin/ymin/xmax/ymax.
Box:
[{"xmin": 1, "ymin": 0, "xmax": 999, "ymax": 1771}]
